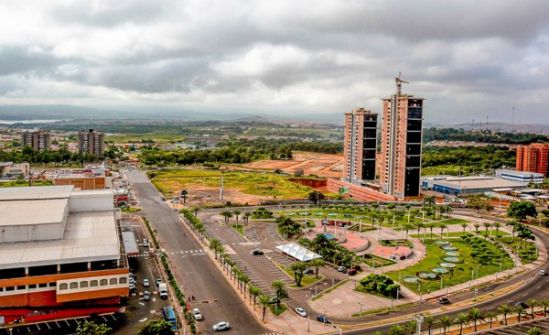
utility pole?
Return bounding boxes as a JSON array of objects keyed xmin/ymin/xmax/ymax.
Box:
[{"xmin": 219, "ymin": 175, "xmax": 224, "ymax": 201}]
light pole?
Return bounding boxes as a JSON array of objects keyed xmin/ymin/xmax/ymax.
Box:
[
  {"xmin": 415, "ymin": 314, "xmax": 425, "ymax": 335},
  {"xmin": 358, "ymin": 302, "xmax": 363, "ymax": 314}
]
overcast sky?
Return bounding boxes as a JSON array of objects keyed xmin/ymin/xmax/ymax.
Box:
[{"xmin": 0, "ymin": 0, "xmax": 548, "ymax": 124}]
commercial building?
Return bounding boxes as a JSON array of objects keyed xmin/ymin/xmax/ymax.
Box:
[
  {"xmin": 516, "ymin": 143, "xmax": 549, "ymax": 176},
  {"xmin": 0, "ymin": 186, "xmax": 128, "ymax": 324},
  {"xmin": 422, "ymin": 175, "xmax": 526, "ymax": 195},
  {"xmin": 78, "ymin": 129, "xmax": 105, "ymax": 156},
  {"xmin": 343, "ymin": 108, "xmax": 378, "ymax": 183},
  {"xmin": 379, "ymin": 76, "xmax": 424, "ymax": 198},
  {"xmin": 21, "ymin": 130, "xmax": 51, "ymax": 152},
  {"xmin": 495, "ymin": 169, "xmax": 544, "ymax": 184},
  {"xmin": 0, "ymin": 162, "xmax": 30, "ymax": 178}
]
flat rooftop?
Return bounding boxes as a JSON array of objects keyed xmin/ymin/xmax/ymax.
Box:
[
  {"xmin": 0, "ymin": 211, "xmax": 119, "ymax": 270},
  {"xmin": 435, "ymin": 176, "xmax": 525, "ymax": 190},
  {"xmin": 496, "ymin": 169, "xmax": 544, "ymax": 177},
  {"xmin": 0, "ymin": 185, "xmax": 73, "ymax": 201},
  {"xmin": 0, "ymin": 199, "xmax": 67, "ymax": 226}
]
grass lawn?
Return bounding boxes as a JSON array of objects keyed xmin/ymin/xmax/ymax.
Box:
[
  {"xmin": 283, "ymin": 267, "xmax": 323, "ymax": 288},
  {"xmin": 121, "ymin": 206, "xmax": 141, "ymax": 213},
  {"xmin": 498, "ymin": 236, "xmax": 538, "ymax": 264},
  {"xmin": 149, "ymin": 169, "xmax": 314, "ymax": 199},
  {"xmin": 379, "ymin": 239, "xmax": 413, "ymax": 248},
  {"xmin": 411, "ymin": 231, "xmax": 468, "ymax": 239},
  {"xmin": 0, "ymin": 180, "xmax": 53, "ymax": 187},
  {"xmin": 439, "ymin": 218, "xmax": 469, "ymax": 225},
  {"xmin": 231, "ymin": 224, "xmax": 245, "ymax": 236},
  {"xmin": 269, "ymin": 303, "xmax": 288, "ymax": 316},
  {"xmin": 362, "ymin": 254, "xmax": 396, "ymax": 268},
  {"xmin": 386, "ymin": 236, "xmax": 513, "ymax": 293}
]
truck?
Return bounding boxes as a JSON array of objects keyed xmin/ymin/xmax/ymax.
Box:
[{"xmin": 159, "ymin": 283, "xmax": 168, "ymax": 299}]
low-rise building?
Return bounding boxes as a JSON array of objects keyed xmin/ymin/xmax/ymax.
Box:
[
  {"xmin": 0, "ymin": 186, "xmax": 128, "ymax": 324},
  {"xmin": 495, "ymin": 169, "xmax": 544, "ymax": 184},
  {"xmin": 0, "ymin": 162, "xmax": 30, "ymax": 178},
  {"xmin": 422, "ymin": 175, "xmax": 527, "ymax": 196}
]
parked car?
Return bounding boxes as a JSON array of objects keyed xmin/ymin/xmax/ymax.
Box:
[
  {"xmin": 347, "ymin": 268, "xmax": 357, "ymax": 276},
  {"xmin": 251, "ymin": 249, "xmax": 264, "ymax": 256},
  {"xmin": 295, "ymin": 307, "xmax": 307, "ymax": 317},
  {"xmin": 212, "ymin": 321, "xmax": 230, "ymax": 331},
  {"xmin": 539, "ymin": 270, "xmax": 546, "ymax": 276},
  {"xmin": 515, "ymin": 302, "xmax": 529, "ymax": 309},
  {"xmin": 304, "ymin": 268, "xmax": 314, "ymax": 275},
  {"xmin": 142, "ymin": 291, "xmax": 151, "ymax": 301},
  {"xmin": 156, "ymin": 278, "xmax": 162, "ymax": 287},
  {"xmin": 143, "ymin": 278, "xmax": 150, "ymax": 287},
  {"xmin": 337, "ymin": 266, "xmax": 347, "ymax": 273},
  {"xmin": 438, "ymin": 297, "xmax": 451, "ymax": 305},
  {"xmin": 316, "ymin": 315, "xmax": 330, "ymax": 323},
  {"xmin": 129, "ymin": 283, "xmax": 136, "ymax": 291},
  {"xmin": 192, "ymin": 308, "xmax": 203, "ymax": 321},
  {"xmin": 143, "ymin": 239, "xmax": 149, "ymax": 248}
]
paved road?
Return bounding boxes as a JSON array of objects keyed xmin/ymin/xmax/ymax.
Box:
[{"xmin": 125, "ymin": 169, "xmax": 266, "ymax": 335}]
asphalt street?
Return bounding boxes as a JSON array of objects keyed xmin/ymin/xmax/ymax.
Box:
[{"xmin": 125, "ymin": 168, "xmax": 267, "ymax": 335}]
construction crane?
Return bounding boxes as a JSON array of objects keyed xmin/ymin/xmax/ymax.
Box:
[{"xmin": 395, "ymin": 72, "xmax": 409, "ymax": 96}]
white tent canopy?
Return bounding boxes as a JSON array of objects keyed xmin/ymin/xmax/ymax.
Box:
[{"xmin": 276, "ymin": 242, "xmax": 321, "ymax": 262}]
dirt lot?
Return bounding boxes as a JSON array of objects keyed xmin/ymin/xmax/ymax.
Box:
[{"xmin": 244, "ymin": 151, "xmax": 343, "ymax": 178}]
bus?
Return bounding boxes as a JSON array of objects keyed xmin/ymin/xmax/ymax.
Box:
[{"xmin": 162, "ymin": 306, "xmax": 178, "ymax": 331}]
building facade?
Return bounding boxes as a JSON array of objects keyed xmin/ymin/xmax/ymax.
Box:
[
  {"xmin": 79, "ymin": 129, "xmax": 105, "ymax": 156},
  {"xmin": 0, "ymin": 186, "xmax": 128, "ymax": 324},
  {"xmin": 343, "ymin": 108, "xmax": 378, "ymax": 183},
  {"xmin": 495, "ymin": 169, "xmax": 544, "ymax": 184},
  {"xmin": 379, "ymin": 80, "xmax": 424, "ymax": 198},
  {"xmin": 516, "ymin": 143, "xmax": 549, "ymax": 176},
  {"xmin": 21, "ymin": 130, "xmax": 50, "ymax": 151}
]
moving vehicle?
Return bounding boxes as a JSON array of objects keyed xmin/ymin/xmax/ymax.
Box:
[
  {"xmin": 295, "ymin": 307, "xmax": 307, "ymax": 317},
  {"xmin": 192, "ymin": 308, "xmax": 203, "ymax": 321},
  {"xmin": 159, "ymin": 283, "xmax": 168, "ymax": 299},
  {"xmin": 438, "ymin": 297, "xmax": 451, "ymax": 305},
  {"xmin": 515, "ymin": 302, "xmax": 529, "ymax": 309},
  {"xmin": 143, "ymin": 291, "xmax": 151, "ymax": 301},
  {"xmin": 252, "ymin": 249, "xmax": 264, "ymax": 256},
  {"xmin": 143, "ymin": 278, "xmax": 150, "ymax": 287},
  {"xmin": 317, "ymin": 314, "xmax": 330, "ymax": 323},
  {"xmin": 212, "ymin": 321, "xmax": 230, "ymax": 331},
  {"xmin": 162, "ymin": 306, "xmax": 178, "ymax": 331}
]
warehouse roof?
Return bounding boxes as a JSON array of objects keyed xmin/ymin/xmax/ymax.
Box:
[
  {"xmin": 122, "ymin": 231, "xmax": 139, "ymax": 256},
  {"xmin": 432, "ymin": 176, "xmax": 525, "ymax": 191},
  {"xmin": 0, "ymin": 211, "xmax": 119, "ymax": 270},
  {"xmin": 0, "ymin": 199, "xmax": 68, "ymax": 227},
  {"xmin": 0, "ymin": 185, "xmax": 73, "ymax": 201}
]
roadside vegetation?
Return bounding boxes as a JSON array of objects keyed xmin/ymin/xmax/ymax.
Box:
[{"xmin": 356, "ymin": 274, "xmax": 400, "ymax": 298}]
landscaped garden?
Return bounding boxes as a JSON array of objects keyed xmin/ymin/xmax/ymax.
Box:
[
  {"xmin": 386, "ymin": 233, "xmax": 514, "ymax": 293},
  {"xmin": 356, "ymin": 274, "xmax": 400, "ymax": 298}
]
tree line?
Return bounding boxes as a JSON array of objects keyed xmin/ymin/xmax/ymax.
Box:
[{"xmin": 424, "ymin": 127, "xmax": 549, "ymax": 144}]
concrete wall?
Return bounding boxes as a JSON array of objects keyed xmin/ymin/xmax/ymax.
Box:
[
  {"xmin": 69, "ymin": 191, "xmax": 114, "ymax": 212},
  {"xmin": 0, "ymin": 222, "xmax": 65, "ymax": 243}
]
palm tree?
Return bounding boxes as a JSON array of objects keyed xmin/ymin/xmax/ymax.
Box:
[
  {"xmin": 220, "ymin": 210, "xmax": 231, "ymax": 224},
  {"xmin": 460, "ymin": 222, "xmax": 468, "ymax": 234},
  {"xmin": 516, "ymin": 304, "xmax": 526, "ymax": 323},
  {"xmin": 248, "ymin": 285, "xmax": 261, "ymax": 307},
  {"xmin": 243, "ymin": 212, "xmax": 251, "ymax": 225},
  {"xmin": 439, "ymin": 223, "xmax": 447, "ymax": 239},
  {"xmin": 423, "ymin": 316, "xmax": 435, "ymax": 335},
  {"xmin": 233, "ymin": 210, "xmax": 241, "ymax": 227},
  {"xmin": 416, "ymin": 222, "xmax": 425, "ymax": 239},
  {"xmin": 289, "ymin": 262, "xmax": 307, "ymax": 287},
  {"xmin": 404, "ymin": 320, "xmax": 417, "ymax": 335},
  {"xmin": 388, "ymin": 324, "xmax": 405, "ymax": 335},
  {"xmin": 468, "ymin": 307, "xmax": 484, "ymax": 332},
  {"xmin": 483, "ymin": 222, "xmax": 492, "ymax": 238},
  {"xmin": 310, "ymin": 258, "xmax": 325, "ymax": 278},
  {"xmin": 427, "ymin": 223, "xmax": 435, "ymax": 239},
  {"xmin": 271, "ymin": 280, "xmax": 288, "ymax": 308},
  {"xmin": 541, "ymin": 299, "xmax": 549, "ymax": 316},
  {"xmin": 454, "ymin": 312, "xmax": 468, "ymax": 335},
  {"xmin": 485, "ymin": 310, "xmax": 496, "ymax": 328},
  {"xmin": 493, "ymin": 222, "xmax": 501, "ymax": 236},
  {"xmin": 528, "ymin": 327, "xmax": 542, "ymax": 335},
  {"xmin": 402, "ymin": 223, "xmax": 413, "ymax": 240},
  {"xmin": 193, "ymin": 206, "xmax": 200, "ymax": 217},
  {"xmin": 239, "ymin": 273, "xmax": 250, "ymax": 294},
  {"xmin": 439, "ymin": 315, "xmax": 452, "ymax": 335},
  {"xmin": 499, "ymin": 304, "xmax": 512, "ymax": 325},
  {"xmin": 258, "ymin": 294, "xmax": 271, "ymax": 322},
  {"xmin": 474, "ymin": 223, "xmax": 481, "ymax": 234},
  {"xmin": 528, "ymin": 299, "xmax": 538, "ymax": 319},
  {"xmin": 209, "ymin": 238, "xmax": 223, "ymax": 260}
]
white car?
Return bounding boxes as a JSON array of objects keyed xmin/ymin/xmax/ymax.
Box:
[
  {"xmin": 540, "ymin": 270, "xmax": 546, "ymax": 276},
  {"xmin": 295, "ymin": 307, "xmax": 308, "ymax": 317},
  {"xmin": 143, "ymin": 278, "xmax": 150, "ymax": 287},
  {"xmin": 192, "ymin": 308, "xmax": 203, "ymax": 321},
  {"xmin": 212, "ymin": 321, "xmax": 230, "ymax": 331}
]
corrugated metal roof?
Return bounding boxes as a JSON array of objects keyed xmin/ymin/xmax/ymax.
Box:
[
  {"xmin": 0, "ymin": 185, "xmax": 74, "ymax": 201},
  {"xmin": 0, "ymin": 211, "xmax": 120, "ymax": 270},
  {"xmin": 122, "ymin": 231, "xmax": 139, "ymax": 255}
]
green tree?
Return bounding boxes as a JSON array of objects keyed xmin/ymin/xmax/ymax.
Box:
[
  {"xmin": 289, "ymin": 262, "xmax": 308, "ymax": 287},
  {"xmin": 507, "ymin": 201, "xmax": 537, "ymax": 221},
  {"xmin": 516, "ymin": 304, "xmax": 526, "ymax": 323},
  {"xmin": 138, "ymin": 320, "xmax": 174, "ymax": 335},
  {"xmin": 271, "ymin": 280, "xmax": 288, "ymax": 308},
  {"xmin": 209, "ymin": 238, "xmax": 223, "ymax": 260},
  {"xmin": 233, "ymin": 210, "xmax": 242, "ymax": 227},
  {"xmin": 528, "ymin": 299, "xmax": 538, "ymax": 319},
  {"xmin": 259, "ymin": 294, "xmax": 271, "ymax": 321},
  {"xmin": 439, "ymin": 223, "xmax": 447, "ymax": 239},
  {"xmin": 485, "ymin": 310, "xmax": 496, "ymax": 328},
  {"xmin": 310, "ymin": 258, "xmax": 325, "ymax": 278},
  {"xmin": 439, "ymin": 315, "xmax": 452, "ymax": 335},
  {"xmin": 454, "ymin": 312, "xmax": 469, "ymax": 335},
  {"xmin": 248, "ymin": 285, "xmax": 261, "ymax": 307},
  {"xmin": 460, "ymin": 222, "xmax": 468, "ymax": 234},
  {"xmin": 528, "ymin": 327, "xmax": 542, "ymax": 335},
  {"xmin": 424, "ymin": 315, "xmax": 435, "ymax": 335},
  {"xmin": 76, "ymin": 320, "xmax": 111, "ymax": 335},
  {"xmin": 468, "ymin": 308, "xmax": 484, "ymax": 332},
  {"xmin": 499, "ymin": 304, "xmax": 512, "ymax": 325},
  {"xmin": 388, "ymin": 324, "xmax": 405, "ymax": 335},
  {"xmin": 308, "ymin": 191, "xmax": 325, "ymax": 204}
]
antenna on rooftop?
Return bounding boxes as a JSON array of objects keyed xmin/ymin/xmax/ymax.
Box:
[{"xmin": 395, "ymin": 72, "xmax": 409, "ymax": 96}]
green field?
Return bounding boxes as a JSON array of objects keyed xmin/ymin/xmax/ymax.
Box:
[
  {"xmin": 386, "ymin": 236, "xmax": 513, "ymax": 293},
  {"xmin": 362, "ymin": 254, "xmax": 396, "ymax": 268},
  {"xmin": 107, "ymin": 133, "xmax": 185, "ymax": 144},
  {"xmin": 0, "ymin": 180, "xmax": 53, "ymax": 188},
  {"xmin": 150, "ymin": 169, "xmax": 314, "ymax": 199}
]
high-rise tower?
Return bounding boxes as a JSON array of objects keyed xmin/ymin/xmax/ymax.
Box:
[
  {"xmin": 379, "ymin": 75, "xmax": 424, "ymax": 198},
  {"xmin": 343, "ymin": 108, "xmax": 378, "ymax": 183},
  {"xmin": 78, "ymin": 129, "xmax": 105, "ymax": 156},
  {"xmin": 21, "ymin": 130, "xmax": 50, "ymax": 152}
]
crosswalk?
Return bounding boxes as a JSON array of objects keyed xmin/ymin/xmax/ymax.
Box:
[{"xmin": 127, "ymin": 249, "xmax": 205, "ymax": 258}]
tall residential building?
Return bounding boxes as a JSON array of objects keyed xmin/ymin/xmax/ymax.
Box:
[
  {"xmin": 516, "ymin": 143, "xmax": 549, "ymax": 176},
  {"xmin": 343, "ymin": 108, "xmax": 378, "ymax": 183},
  {"xmin": 79, "ymin": 129, "xmax": 105, "ymax": 156},
  {"xmin": 379, "ymin": 76, "xmax": 424, "ymax": 198},
  {"xmin": 21, "ymin": 130, "xmax": 50, "ymax": 151}
]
